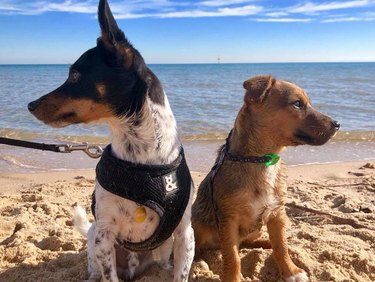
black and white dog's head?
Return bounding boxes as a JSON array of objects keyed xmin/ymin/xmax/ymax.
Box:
[{"xmin": 28, "ymin": 0, "xmax": 164, "ymax": 128}]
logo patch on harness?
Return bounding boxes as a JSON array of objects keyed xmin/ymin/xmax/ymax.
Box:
[{"xmin": 164, "ymin": 173, "xmax": 178, "ymax": 192}]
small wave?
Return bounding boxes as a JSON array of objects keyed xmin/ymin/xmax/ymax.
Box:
[
  {"xmin": 0, "ymin": 155, "xmax": 40, "ymax": 169},
  {"xmin": 333, "ymin": 131, "xmax": 375, "ymax": 141},
  {"xmin": 182, "ymin": 130, "xmax": 375, "ymax": 142},
  {"xmin": 1, "ymin": 128, "xmax": 375, "ymax": 143},
  {"xmin": 182, "ymin": 132, "xmax": 228, "ymax": 141},
  {"xmin": 0, "ymin": 128, "xmax": 109, "ymax": 145}
]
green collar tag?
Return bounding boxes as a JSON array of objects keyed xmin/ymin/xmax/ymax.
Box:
[{"xmin": 264, "ymin": 154, "xmax": 280, "ymax": 167}]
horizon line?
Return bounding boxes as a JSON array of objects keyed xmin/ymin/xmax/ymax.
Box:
[{"xmin": 1, "ymin": 61, "xmax": 375, "ymax": 66}]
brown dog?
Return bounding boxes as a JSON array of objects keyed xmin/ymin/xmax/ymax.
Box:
[{"xmin": 192, "ymin": 75, "xmax": 339, "ymax": 282}]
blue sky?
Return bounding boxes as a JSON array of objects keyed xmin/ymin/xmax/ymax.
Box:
[{"xmin": 0, "ymin": 0, "xmax": 375, "ymax": 64}]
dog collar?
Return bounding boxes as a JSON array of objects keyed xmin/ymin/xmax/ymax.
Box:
[
  {"xmin": 93, "ymin": 144, "xmax": 192, "ymax": 252},
  {"xmin": 225, "ymin": 151, "xmax": 280, "ymax": 167},
  {"xmin": 224, "ymin": 129, "xmax": 280, "ymax": 167},
  {"xmin": 210, "ymin": 129, "xmax": 280, "ymax": 190}
]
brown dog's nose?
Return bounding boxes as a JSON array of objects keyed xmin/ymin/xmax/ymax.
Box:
[
  {"xmin": 28, "ymin": 99, "xmax": 41, "ymax": 112},
  {"xmin": 332, "ymin": 120, "xmax": 340, "ymax": 130}
]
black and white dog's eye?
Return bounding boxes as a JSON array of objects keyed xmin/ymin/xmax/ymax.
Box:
[
  {"xmin": 292, "ymin": 100, "xmax": 304, "ymax": 109},
  {"xmin": 69, "ymin": 70, "xmax": 81, "ymax": 83}
]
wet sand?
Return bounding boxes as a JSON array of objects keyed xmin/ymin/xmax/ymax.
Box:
[{"xmin": 1, "ymin": 138, "xmax": 375, "ymax": 173}]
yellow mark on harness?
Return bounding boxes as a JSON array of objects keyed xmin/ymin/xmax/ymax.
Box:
[{"xmin": 134, "ymin": 206, "xmax": 147, "ymax": 223}]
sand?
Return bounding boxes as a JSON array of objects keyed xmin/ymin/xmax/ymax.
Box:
[{"xmin": 0, "ymin": 161, "xmax": 374, "ymax": 282}]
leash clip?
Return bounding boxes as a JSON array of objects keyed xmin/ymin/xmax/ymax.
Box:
[{"xmin": 58, "ymin": 143, "xmax": 103, "ymax": 159}]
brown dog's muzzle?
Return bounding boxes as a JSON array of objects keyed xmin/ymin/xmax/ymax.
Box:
[
  {"xmin": 294, "ymin": 108, "xmax": 340, "ymax": 146},
  {"xmin": 28, "ymin": 98, "xmax": 43, "ymax": 112}
]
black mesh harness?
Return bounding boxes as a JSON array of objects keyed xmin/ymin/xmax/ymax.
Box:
[{"xmin": 93, "ymin": 145, "xmax": 192, "ymax": 252}]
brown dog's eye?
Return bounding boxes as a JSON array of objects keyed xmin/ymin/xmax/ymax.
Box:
[
  {"xmin": 69, "ymin": 70, "xmax": 81, "ymax": 83},
  {"xmin": 292, "ymin": 100, "xmax": 304, "ymax": 109}
]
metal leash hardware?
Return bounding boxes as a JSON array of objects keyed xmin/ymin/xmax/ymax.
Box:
[{"xmin": 57, "ymin": 143, "xmax": 103, "ymax": 158}]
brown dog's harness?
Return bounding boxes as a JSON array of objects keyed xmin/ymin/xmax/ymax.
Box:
[{"xmin": 93, "ymin": 145, "xmax": 192, "ymax": 252}]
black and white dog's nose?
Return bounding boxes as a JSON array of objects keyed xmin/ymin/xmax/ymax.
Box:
[
  {"xmin": 332, "ymin": 120, "xmax": 340, "ymax": 130},
  {"xmin": 28, "ymin": 99, "xmax": 41, "ymax": 112}
]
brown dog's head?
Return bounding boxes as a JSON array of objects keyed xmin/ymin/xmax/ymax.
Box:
[
  {"xmin": 28, "ymin": 0, "xmax": 163, "ymax": 128},
  {"xmin": 242, "ymin": 75, "xmax": 339, "ymax": 147}
]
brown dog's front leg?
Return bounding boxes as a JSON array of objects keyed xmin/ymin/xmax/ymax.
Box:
[
  {"xmin": 219, "ymin": 218, "xmax": 241, "ymax": 282},
  {"xmin": 267, "ymin": 209, "xmax": 308, "ymax": 282}
]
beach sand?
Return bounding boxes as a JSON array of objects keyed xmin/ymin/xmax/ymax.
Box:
[{"xmin": 1, "ymin": 161, "xmax": 374, "ymax": 282}]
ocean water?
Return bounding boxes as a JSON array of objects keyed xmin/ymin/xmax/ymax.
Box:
[{"xmin": 0, "ymin": 63, "xmax": 374, "ymax": 172}]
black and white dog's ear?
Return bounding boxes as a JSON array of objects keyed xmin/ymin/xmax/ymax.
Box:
[
  {"xmin": 98, "ymin": 0, "xmax": 126, "ymax": 46},
  {"xmin": 98, "ymin": 0, "xmax": 143, "ymax": 69}
]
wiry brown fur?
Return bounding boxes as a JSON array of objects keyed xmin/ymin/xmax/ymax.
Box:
[{"xmin": 192, "ymin": 75, "xmax": 339, "ymax": 282}]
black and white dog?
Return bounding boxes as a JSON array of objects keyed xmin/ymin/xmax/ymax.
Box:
[{"xmin": 27, "ymin": 0, "xmax": 194, "ymax": 281}]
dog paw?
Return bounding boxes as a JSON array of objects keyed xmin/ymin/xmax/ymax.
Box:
[
  {"xmin": 192, "ymin": 260, "xmax": 210, "ymax": 272},
  {"xmin": 285, "ymin": 271, "xmax": 309, "ymax": 282},
  {"xmin": 85, "ymin": 272, "xmax": 101, "ymax": 282},
  {"xmin": 159, "ymin": 261, "xmax": 173, "ymax": 272}
]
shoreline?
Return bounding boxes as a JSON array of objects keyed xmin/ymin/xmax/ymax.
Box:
[{"xmin": 1, "ymin": 138, "xmax": 375, "ymax": 174}]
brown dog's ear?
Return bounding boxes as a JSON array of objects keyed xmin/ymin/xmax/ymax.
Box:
[{"xmin": 243, "ymin": 75, "xmax": 275, "ymax": 105}]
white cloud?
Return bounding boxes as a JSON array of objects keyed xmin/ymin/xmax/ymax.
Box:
[
  {"xmin": 262, "ymin": 0, "xmax": 375, "ymax": 23},
  {"xmin": 198, "ymin": 0, "xmax": 254, "ymax": 7},
  {"xmin": 0, "ymin": 6, "xmax": 19, "ymax": 12},
  {"xmin": 0, "ymin": 0, "xmax": 374, "ymax": 22},
  {"xmin": 265, "ymin": 12, "xmax": 289, "ymax": 17},
  {"xmin": 0, "ymin": 0, "xmax": 263, "ymax": 18},
  {"xmin": 322, "ymin": 16, "xmax": 359, "ymax": 22},
  {"xmin": 44, "ymin": 1, "xmax": 97, "ymax": 14},
  {"xmin": 255, "ymin": 17, "xmax": 312, "ymax": 22},
  {"xmin": 0, "ymin": 0, "xmax": 97, "ymax": 15},
  {"xmin": 110, "ymin": 0, "xmax": 190, "ymax": 14},
  {"xmin": 289, "ymin": 0, "xmax": 371, "ymax": 14},
  {"xmin": 156, "ymin": 5, "xmax": 262, "ymax": 18},
  {"xmin": 322, "ymin": 15, "xmax": 375, "ymax": 22},
  {"xmin": 107, "ymin": 3, "xmax": 263, "ymax": 19}
]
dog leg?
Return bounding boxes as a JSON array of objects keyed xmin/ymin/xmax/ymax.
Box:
[
  {"xmin": 173, "ymin": 224, "xmax": 194, "ymax": 282},
  {"xmin": 93, "ymin": 227, "xmax": 119, "ymax": 282},
  {"xmin": 240, "ymin": 231, "xmax": 272, "ymax": 249},
  {"xmin": 87, "ymin": 223, "xmax": 102, "ymax": 281},
  {"xmin": 219, "ymin": 219, "xmax": 241, "ymax": 282},
  {"xmin": 172, "ymin": 190, "xmax": 195, "ymax": 282},
  {"xmin": 193, "ymin": 221, "xmax": 220, "ymax": 257},
  {"xmin": 240, "ymin": 238, "xmax": 272, "ymax": 249},
  {"xmin": 158, "ymin": 237, "xmax": 173, "ymax": 271},
  {"xmin": 267, "ymin": 209, "xmax": 308, "ymax": 282}
]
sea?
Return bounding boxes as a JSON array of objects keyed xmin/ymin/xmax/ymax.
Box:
[{"xmin": 0, "ymin": 63, "xmax": 374, "ymax": 173}]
